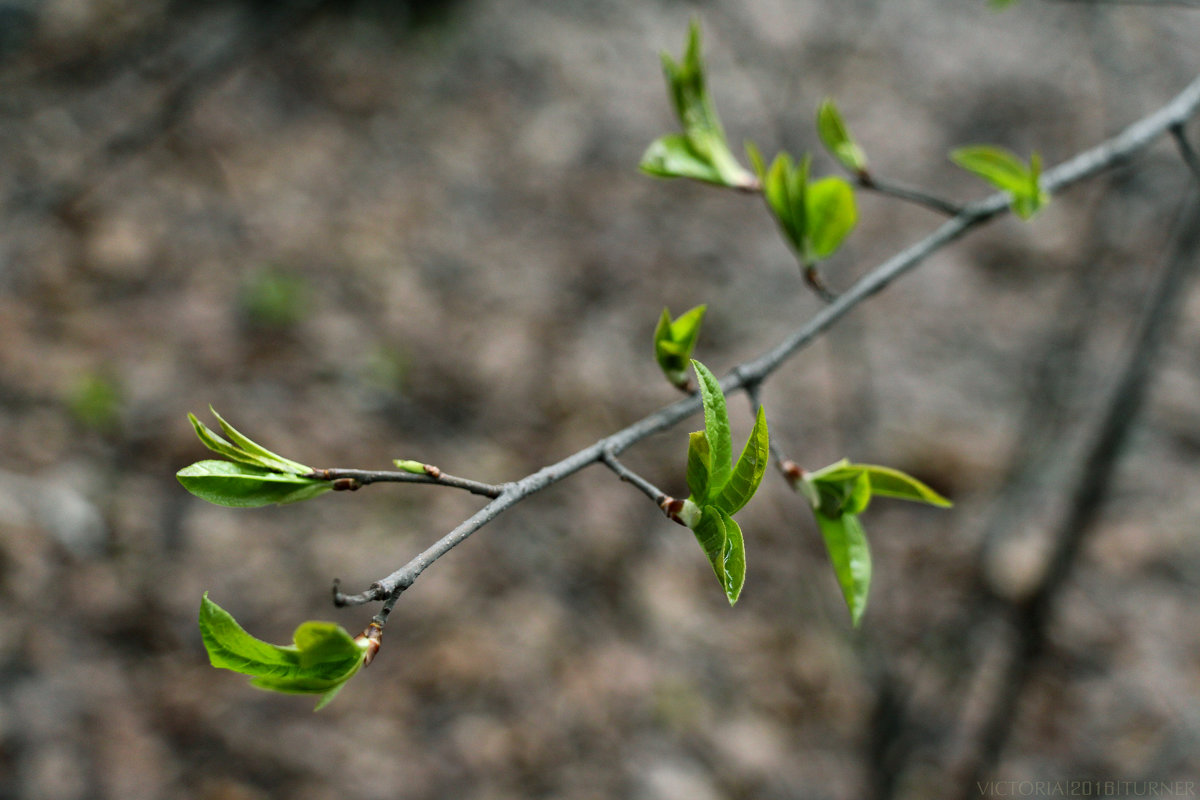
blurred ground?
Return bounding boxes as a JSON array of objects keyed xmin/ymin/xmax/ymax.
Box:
[{"xmin": 2, "ymin": 1, "xmax": 1200, "ymax": 798}]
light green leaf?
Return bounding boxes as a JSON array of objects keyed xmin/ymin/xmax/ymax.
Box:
[
  {"xmin": 177, "ymin": 460, "xmax": 332, "ymax": 508},
  {"xmin": 669, "ymin": 305, "xmax": 706, "ymax": 355},
  {"xmin": 814, "ymin": 512, "xmax": 872, "ymax": 626},
  {"xmin": 686, "ymin": 431, "xmax": 712, "ymax": 503},
  {"xmin": 189, "ymin": 413, "xmax": 270, "ymax": 470},
  {"xmin": 762, "ymin": 152, "xmax": 807, "ymax": 254},
  {"xmin": 691, "ymin": 505, "xmax": 746, "ymax": 605},
  {"xmin": 745, "ymin": 141, "xmax": 767, "ymax": 180},
  {"xmin": 809, "ymin": 461, "xmax": 951, "ymax": 508},
  {"xmin": 712, "ymin": 405, "xmax": 769, "ymax": 516},
  {"xmin": 805, "ymin": 176, "xmax": 858, "ymax": 260},
  {"xmin": 817, "ymin": 98, "xmax": 868, "ymax": 175},
  {"xmin": 951, "ymin": 145, "xmax": 1030, "ymax": 195},
  {"xmin": 843, "ymin": 471, "xmax": 872, "ymax": 516},
  {"xmin": 649, "ymin": 21, "xmax": 754, "ymax": 189},
  {"xmin": 640, "ymin": 133, "xmax": 727, "ymax": 185},
  {"xmin": 655, "ymin": 305, "xmax": 707, "ymax": 385},
  {"xmin": 393, "ymin": 459, "xmax": 427, "ymax": 474},
  {"xmin": 208, "ymin": 407, "xmax": 311, "ymax": 475},
  {"xmin": 691, "ymin": 360, "xmax": 733, "ymax": 491},
  {"xmin": 199, "ymin": 593, "xmax": 366, "ymax": 710}
]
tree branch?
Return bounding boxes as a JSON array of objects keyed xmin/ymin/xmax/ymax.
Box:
[
  {"xmin": 335, "ymin": 71, "xmax": 1200, "ymax": 622},
  {"xmin": 949, "ymin": 186, "xmax": 1200, "ymax": 800},
  {"xmin": 1171, "ymin": 124, "xmax": 1200, "ymax": 182}
]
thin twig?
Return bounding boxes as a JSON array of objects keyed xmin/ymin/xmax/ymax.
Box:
[
  {"xmin": 335, "ymin": 71, "xmax": 1200, "ymax": 620},
  {"xmin": 1171, "ymin": 124, "xmax": 1200, "ymax": 182},
  {"xmin": 600, "ymin": 449, "xmax": 671, "ymax": 507},
  {"xmin": 949, "ymin": 187, "xmax": 1200, "ymax": 800},
  {"xmin": 859, "ymin": 174, "xmax": 965, "ymax": 217},
  {"xmin": 311, "ymin": 468, "xmax": 504, "ymax": 499}
]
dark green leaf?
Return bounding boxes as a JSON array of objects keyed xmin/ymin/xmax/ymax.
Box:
[
  {"xmin": 817, "ymin": 98, "xmax": 868, "ymax": 174},
  {"xmin": 805, "ymin": 176, "xmax": 857, "ymax": 260},
  {"xmin": 177, "ymin": 460, "xmax": 332, "ymax": 508},
  {"xmin": 712, "ymin": 405, "xmax": 769, "ymax": 515},
  {"xmin": 199, "ymin": 593, "xmax": 365, "ymax": 710},
  {"xmin": 814, "ymin": 512, "xmax": 872, "ymax": 626},
  {"xmin": 691, "ymin": 360, "xmax": 733, "ymax": 491},
  {"xmin": 686, "ymin": 431, "xmax": 712, "ymax": 503}
]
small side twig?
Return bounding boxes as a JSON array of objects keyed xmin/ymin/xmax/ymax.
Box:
[
  {"xmin": 948, "ymin": 187, "xmax": 1200, "ymax": 800},
  {"xmin": 310, "ymin": 468, "xmax": 504, "ymax": 499},
  {"xmin": 600, "ymin": 449, "xmax": 689, "ymax": 526},
  {"xmin": 1171, "ymin": 124, "xmax": 1200, "ymax": 182},
  {"xmin": 859, "ymin": 173, "xmax": 965, "ymax": 217}
]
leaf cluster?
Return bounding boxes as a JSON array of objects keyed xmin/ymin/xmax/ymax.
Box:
[
  {"xmin": 176, "ymin": 408, "xmax": 330, "ymax": 508},
  {"xmin": 799, "ymin": 460, "xmax": 951, "ymax": 625},
  {"xmin": 199, "ymin": 594, "xmax": 368, "ymax": 710},
  {"xmin": 683, "ymin": 360, "xmax": 769, "ymax": 605},
  {"xmin": 639, "ymin": 21, "xmax": 756, "ymax": 190},
  {"xmin": 747, "ymin": 146, "xmax": 858, "ymax": 267},
  {"xmin": 653, "ymin": 305, "xmax": 707, "ymax": 389},
  {"xmin": 951, "ymin": 146, "xmax": 1049, "ymax": 219}
]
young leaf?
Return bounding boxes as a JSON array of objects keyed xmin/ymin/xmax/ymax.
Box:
[
  {"xmin": 640, "ymin": 133, "xmax": 727, "ymax": 185},
  {"xmin": 208, "ymin": 407, "xmax": 311, "ymax": 476},
  {"xmin": 690, "ymin": 505, "xmax": 746, "ymax": 605},
  {"xmin": 712, "ymin": 405, "xmax": 769, "ymax": 516},
  {"xmin": 950, "ymin": 145, "xmax": 1030, "ymax": 195},
  {"xmin": 817, "ymin": 98, "xmax": 868, "ymax": 175},
  {"xmin": 690, "ymin": 360, "xmax": 733, "ymax": 491},
  {"xmin": 762, "ymin": 152, "xmax": 807, "ymax": 255},
  {"xmin": 686, "ymin": 430, "xmax": 712, "ymax": 503},
  {"xmin": 177, "ymin": 460, "xmax": 332, "ymax": 508},
  {"xmin": 199, "ymin": 593, "xmax": 366, "ymax": 709},
  {"xmin": 805, "ymin": 176, "xmax": 858, "ymax": 260},
  {"xmin": 645, "ymin": 21, "xmax": 754, "ymax": 189},
  {"xmin": 813, "ymin": 512, "xmax": 872, "ymax": 626},
  {"xmin": 807, "ymin": 461, "xmax": 951, "ymax": 508},
  {"xmin": 654, "ymin": 305, "xmax": 707, "ymax": 387}
]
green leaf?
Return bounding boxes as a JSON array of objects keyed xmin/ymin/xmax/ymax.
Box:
[
  {"xmin": 209, "ymin": 407, "xmax": 311, "ymax": 475},
  {"xmin": 762, "ymin": 152, "xmax": 807, "ymax": 254},
  {"xmin": 691, "ymin": 505, "xmax": 746, "ymax": 605},
  {"xmin": 393, "ymin": 459, "xmax": 427, "ymax": 474},
  {"xmin": 177, "ymin": 460, "xmax": 333, "ymax": 508},
  {"xmin": 686, "ymin": 430, "xmax": 712, "ymax": 503},
  {"xmin": 817, "ymin": 98, "xmax": 868, "ymax": 175},
  {"xmin": 950, "ymin": 145, "xmax": 1030, "ymax": 195},
  {"xmin": 647, "ymin": 21, "xmax": 754, "ymax": 189},
  {"xmin": 952, "ymin": 146, "xmax": 1048, "ymax": 219},
  {"xmin": 814, "ymin": 512, "xmax": 872, "ymax": 626},
  {"xmin": 199, "ymin": 593, "xmax": 367, "ymax": 709},
  {"xmin": 805, "ymin": 176, "xmax": 858, "ymax": 260},
  {"xmin": 654, "ymin": 305, "xmax": 707, "ymax": 385},
  {"xmin": 640, "ymin": 133, "xmax": 727, "ymax": 185},
  {"xmin": 712, "ymin": 405, "xmax": 769, "ymax": 515},
  {"xmin": 189, "ymin": 413, "xmax": 268, "ymax": 469},
  {"xmin": 690, "ymin": 360, "xmax": 733, "ymax": 491},
  {"xmin": 842, "ymin": 471, "xmax": 872, "ymax": 516},
  {"xmin": 809, "ymin": 461, "xmax": 951, "ymax": 508}
]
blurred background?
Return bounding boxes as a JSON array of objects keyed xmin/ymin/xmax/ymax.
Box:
[{"xmin": 3, "ymin": 1, "xmax": 1200, "ymax": 798}]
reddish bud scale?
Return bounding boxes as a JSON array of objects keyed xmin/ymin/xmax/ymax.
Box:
[
  {"xmin": 659, "ymin": 496, "xmax": 688, "ymax": 526},
  {"xmin": 332, "ymin": 478, "xmax": 361, "ymax": 491},
  {"xmin": 423, "ymin": 464, "xmax": 442, "ymax": 479},
  {"xmin": 356, "ymin": 622, "xmax": 384, "ymax": 667}
]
